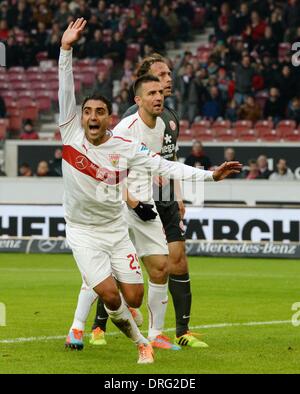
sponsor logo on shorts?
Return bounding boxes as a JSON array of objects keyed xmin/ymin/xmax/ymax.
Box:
[{"xmin": 75, "ymin": 155, "xmax": 89, "ymax": 170}]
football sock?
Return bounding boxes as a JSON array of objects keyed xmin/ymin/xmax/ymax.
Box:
[
  {"xmin": 105, "ymin": 299, "xmax": 148, "ymax": 345},
  {"xmin": 147, "ymin": 281, "xmax": 168, "ymax": 339},
  {"xmin": 92, "ymin": 297, "xmax": 109, "ymax": 331},
  {"xmin": 71, "ymin": 285, "xmax": 98, "ymax": 332},
  {"xmin": 169, "ymin": 273, "xmax": 192, "ymax": 337}
]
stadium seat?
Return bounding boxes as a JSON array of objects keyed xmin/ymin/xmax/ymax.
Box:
[
  {"xmin": 283, "ymin": 128, "xmax": 300, "ymax": 141},
  {"xmin": 212, "ymin": 120, "xmax": 231, "ymax": 129},
  {"xmin": 234, "ymin": 120, "xmax": 252, "ymax": 132},
  {"xmin": 255, "ymin": 119, "xmax": 274, "ymax": 129},
  {"xmin": 254, "ymin": 121, "xmax": 274, "ymax": 139},
  {"xmin": 0, "ymin": 82, "xmax": 9, "ymax": 90},
  {"xmin": 0, "ymin": 74, "xmax": 7, "ymax": 81},
  {"xmin": 17, "ymin": 96, "xmax": 36, "ymax": 108},
  {"xmin": 31, "ymin": 81, "xmax": 48, "ymax": 91},
  {"xmin": 0, "ymin": 119, "xmax": 8, "ymax": 140},
  {"xmin": 192, "ymin": 120, "xmax": 211, "ymax": 129},
  {"xmin": 214, "ymin": 128, "xmax": 236, "ymax": 141},
  {"xmin": 11, "ymin": 82, "xmax": 31, "ymax": 91},
  {"xmin": 194, "ymin": 128, "xmax": 215, "ymax": 141},
  {"xmin": 237, "ymin": 128, "xmax": 257, "ymax": 141},
  {"xmin": 259, "ymin": 127, "xmax": 282, "ymax": 141},
  {"xmin": 20, "ymin": 102, "xmax": 39, "ymax": 121},
  {"xmin": 35, "ymin": 93, "xmax": 52, "ymax": 112},
  {"xmin": 276, "ymin": 120, "xmax": 296, "ymax": 135},
  {"xmin": 6, "ymin": 102, "xmax": 19, "ymax": 116},
  {"xmin": 8, "ymin": 67, "xmax": 25, "ymax": 73},
  {"xmin": 76, "ymin": 59, "xmax": 95, "ymax": 67},
  {"xmin": 1, "ymin": 91, "xmax": 16, "ymax": 106},
  {"xmin": 8, "ymin": 74, "xmax": 25, "ymax": 82},
  {"xmin": 9, "ymin": 114, "xmax": 22, "ymax": 133},
  {"xmin": 26, "ymin": 72, "xmax": 44, "ymax": 82},
  {"xmin": 36, "ymin": 51, "xmax": 48, "ymax": 62},
  {"xmin": 47, "ymin": 80, "xmax": 59, "ymax": 91},
  {"xmin": 27, "ymin": 66, "xmax": 41, "ymax": 73},
  {"xmin": 77, "ymin": 72, "xmax": 96, "ymax": 87},
  {"xmin": 178, "ymin": 128, "xmax": 193, "ymax": 141},
  {"xmin": 96, "ymin": 59, "xmax": 113, "ymax": 69},
  {"xmin": 190, "ymin": 121, "xmax": 213, "ymax": 140}
]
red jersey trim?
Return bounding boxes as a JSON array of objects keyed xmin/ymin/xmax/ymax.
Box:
[
  {"xmin": 128, "ymin": 118, "xmax": 138, "ymax": 129},
  {"xmin": 62, "ymin": 145, "xmax": 128, "ymax": 185},
  {"xmin": 113, "ymin": 136, "xmax": 132, "ymax": 143}
]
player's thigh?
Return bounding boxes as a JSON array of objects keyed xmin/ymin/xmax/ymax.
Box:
[
  {"xmin": 111, "ymin": 235, "xmax": 144, "ymax": 307},
  {"xmin": 110, "ymin": 237, "xmax": 144, "ymax": 285},
  {"xmin": 72, "ymin": 247, "xmax": 113, "ymax": 289},
  {"xmin": 127, "ymin": 208, "xmax": 168, "ymax": 259},
  {"xmin": 142, "ymin": 254, "xmax": 168, "ymax": 284}
]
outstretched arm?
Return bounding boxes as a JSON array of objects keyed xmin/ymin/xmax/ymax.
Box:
[
  {"xmin": 130, "ymin": 146, "xmax": 242, "ymax": 182},
  {"xmin": 58, "ymin": 18, "xmax": 87, "ymax": 138}
]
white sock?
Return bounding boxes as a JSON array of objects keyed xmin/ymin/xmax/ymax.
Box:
[
  {"xmin": 105, "ymin": 298, "xmax": 148, "ymax": 346},
  {"xmin": 70, "ymin": 284, "xmax": 98, "ymax": 332},
  {"xmin": 147, "ymin": 281, "xmax": 168, "ymax": 340}
]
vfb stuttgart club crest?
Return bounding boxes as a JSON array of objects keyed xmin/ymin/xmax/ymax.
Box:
[{"xmin": 109, "ymin": 153, "xmax": 120, "ymax": 167}]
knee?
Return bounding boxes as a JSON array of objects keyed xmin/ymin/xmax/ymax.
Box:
[
  {"xmin": 169, "ymin": 247, "xmax": 188, "ymax": 275},
  {"xmin": 101, "ymin": 290, "xmax": 121, "ymax": 311},
  {"xmin": 149, "ymin": 261, "xmax": 169, "ymax": 284},
  {"xmin": 124, "ymin": 288, "xmax": 144, "ymax": 308}
]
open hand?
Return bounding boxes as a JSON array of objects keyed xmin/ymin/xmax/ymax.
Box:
[
  {"xmin": 61, "ymin": 17, "xmax": 87, "ymax": 50},
  {"xmin": 212, "ymin": 161, "xmax": 243, "ymax": 181}
]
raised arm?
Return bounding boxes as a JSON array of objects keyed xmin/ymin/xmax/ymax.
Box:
[{"xmin": 58, "ymin": 18, "xmax": 87, "ymax": 137}]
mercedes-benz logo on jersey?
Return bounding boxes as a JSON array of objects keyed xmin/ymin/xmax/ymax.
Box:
[
  {"xmin": 164, "ymin": 134, "xmax": 172, "ymax": 144},
  {"xmin": 38, "ymin": 240, "xmax": 58, "ymax": 253},
  {"xmin": 75, "ymin": 155, "xmax": 89, "ymax": 170}
]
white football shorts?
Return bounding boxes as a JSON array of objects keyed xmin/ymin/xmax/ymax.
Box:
[
  {"xmin": 124, "ymin": 204, "xmax": 169, "ymax": 258},
  {"xmin": 66, "ymin": 221, "xmax": 143, "ymax": 289}
]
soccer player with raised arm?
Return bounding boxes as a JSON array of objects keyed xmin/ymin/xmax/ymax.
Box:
[{"xmin": 61, "ymin": 19, "xmax": 242, "ymax": 359}]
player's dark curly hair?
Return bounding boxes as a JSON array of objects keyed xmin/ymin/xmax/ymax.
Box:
[
  {"xmin": 136, "ymin": 53, "xmax": 166, "ymax": 78},
  {"xmin": 81, "ymin": 93, "xmax": 112, "ymax": 115}
]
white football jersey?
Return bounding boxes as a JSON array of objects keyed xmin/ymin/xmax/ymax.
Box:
[
  {"xmin": 58, "ymin": 49, "xmax": 214, "ymax": 230},
  {"xmin": 113, "ymin": 112, "xmax": 166, "ymax": 202}
]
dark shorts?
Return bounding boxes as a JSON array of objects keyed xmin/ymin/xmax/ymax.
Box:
[{"xmin": 155, "ymin": 201, "xmax": 185, "ymax": 244}]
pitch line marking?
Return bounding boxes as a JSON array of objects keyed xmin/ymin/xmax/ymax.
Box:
[{"xmin": 0, "ymin": 320, "xmax": 291, "ymax": 344}]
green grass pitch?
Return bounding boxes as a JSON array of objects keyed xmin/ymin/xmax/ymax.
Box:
[{"xmin": 0, "ymin": 253, "xmax": 299, "ymax": 374}]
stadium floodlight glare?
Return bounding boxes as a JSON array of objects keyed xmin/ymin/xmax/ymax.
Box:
[{"xmin": 0, "ymin": 303, "xmax": 6, "ymax": 326}]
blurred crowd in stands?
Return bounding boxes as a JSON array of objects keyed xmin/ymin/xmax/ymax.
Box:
[
  {"xmin": 0, "ymin": 0, "xmax": 300, "ymax": 129},
  {"xmin": 184, "ymin": 141, "xmax": 297, "ymax": 180},
  {"xmin": 0, "ymin": 0, "xmax": 299, "ymax": 179}
]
